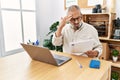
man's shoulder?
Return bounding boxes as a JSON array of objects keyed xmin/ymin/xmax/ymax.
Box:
[
  {"xmin": 83, "ymin": 22, "xmax": 97, "ymax": 30},
  {"xmin": 83, "ymin": 22, "xmax": 93, "ymax": 27},
  {"xmin": 82, "ymin": 22, "xmax": 98, "ymax": 34}
]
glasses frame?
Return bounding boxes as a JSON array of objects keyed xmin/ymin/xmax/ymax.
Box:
[{"xmin": 70, "ymin": 16, "xmax": 82, "ymax": 22}]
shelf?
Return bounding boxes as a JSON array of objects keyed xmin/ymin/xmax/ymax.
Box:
[
  {"xmin": 83, "ymin": 13, "xmax": 120, "ymax": 69},
  {"xmin": 88, "ymin": 20, "xmax": 109, "ymax": 22},
  {"xmin": 108, "ymin": 60, "xmax": 120, "ymax": 68},
  {"xmin": 83, "ymin": 13, "xmax": 110, "ymax": 15},
  {"xmin": 99, "ymin": 37, "xmax": 120, "ymax": 42}
]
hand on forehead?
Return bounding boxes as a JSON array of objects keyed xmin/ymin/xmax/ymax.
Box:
[{"xmin": 68, "ymin": 11, "xmax": 81, "ymax": 18}]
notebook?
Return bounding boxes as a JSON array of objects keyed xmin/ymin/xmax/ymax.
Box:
[{"xmin": 21, "ymin": 43, "xmax": 72, "ymax": 66}]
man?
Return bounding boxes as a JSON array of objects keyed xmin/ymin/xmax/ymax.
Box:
[{"xmin": 52, "ymin": 5, "xmax": 102, "ymax": 58}]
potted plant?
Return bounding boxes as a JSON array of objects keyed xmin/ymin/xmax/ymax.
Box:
[
  {"xmin": 111, "ymin": 71, "xmax": 119, "ymax": 80},
  {"xmin": 43, "ymin": 21, "xmax": 62, "ymax": 52},
  {"xmin": 112, "ymin": 49, "xmax": 119, "ymax": 62}
]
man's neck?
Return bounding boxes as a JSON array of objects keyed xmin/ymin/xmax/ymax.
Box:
[
  {"xmin": 73, "ymin": 26, "xmax": 79, "ymax": 31},
  {"xmin": 73, "ymin": 22, "xmax": 83, "ymax": 31}
]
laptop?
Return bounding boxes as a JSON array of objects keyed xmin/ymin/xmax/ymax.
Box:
[{"xmin": 21, "ymin": 43, "xmax": 72, "ymax": 66}]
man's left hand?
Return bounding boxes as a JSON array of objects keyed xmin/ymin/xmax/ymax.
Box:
[{"xmin": 85, "ymin": 50, "xmax": 99, "ymax": 58}]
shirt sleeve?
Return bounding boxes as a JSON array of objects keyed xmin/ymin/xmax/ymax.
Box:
[
  {"xmin": 52, "ymin": 33, "xmax": 63, "ymax": 46},
  {"xmin": 93, "ymin": 44, "xmax": 103, "ymax": 57},
  {"xmin": 92, "ymin": 29, "xmax": 103, "ymax": 57}
]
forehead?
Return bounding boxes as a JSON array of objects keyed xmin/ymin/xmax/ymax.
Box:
[{"xmin": 67, "ymin": 9, "xmax": 81, "ymax": 18}]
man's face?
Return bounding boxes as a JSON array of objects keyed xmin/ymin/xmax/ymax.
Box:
[{"xmin": 68, "ymin": 10, "xmax": 82, "ymax": 28}]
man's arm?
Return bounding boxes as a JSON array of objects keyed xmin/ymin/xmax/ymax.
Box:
[
  {"xmin": 55, "ymin": 15, "xmax": 72, "ymax": 37},
  {"xmin": 85, "ymin": 26, "xmax": 103, "ymax": 58},
  {"xmin": 52, "ymin": 15, "xmax": 72, "ymax": 46}
]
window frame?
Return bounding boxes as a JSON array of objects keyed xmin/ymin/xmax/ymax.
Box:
[{"xmin": 0, "ymin": 0, "xmax": 37, "ymax": 57}]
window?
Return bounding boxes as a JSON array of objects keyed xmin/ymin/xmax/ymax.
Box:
[
  {"xmin": 0, "ymin": 0, "xmax": 36, "ymax": 56},
  {"xmin": 2, "ymin": 11, "xmax": 22, "ymax": 51}
]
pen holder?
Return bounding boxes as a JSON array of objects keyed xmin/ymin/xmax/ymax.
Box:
[{"xmin": 89, "ymin": 59, "xmax": 101, "ymax": 69}]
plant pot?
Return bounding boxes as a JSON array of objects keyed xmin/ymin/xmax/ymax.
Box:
[{"xmin": 112, "ymin": 56, "xmax": 118, "ymax": 62}]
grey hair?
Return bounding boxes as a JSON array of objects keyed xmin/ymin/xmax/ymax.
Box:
[{"xmin": 67, "ymin": 5, "xmax": 81, "ymax": 13}]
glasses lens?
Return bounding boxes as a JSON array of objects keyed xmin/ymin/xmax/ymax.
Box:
[{"xmin": 70, "ymin": 16, "xmax": 82, "ymax": 22}]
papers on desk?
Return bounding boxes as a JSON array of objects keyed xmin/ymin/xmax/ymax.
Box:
[{"xmin": 70, "ymin": 39, "xmax": 95, "ymax": 55}]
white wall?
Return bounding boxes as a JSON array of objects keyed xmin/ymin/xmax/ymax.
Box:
[
  {"xmin": 36, "ymin": 0, "xmax": 65, "ymax": 45},
  {"xmin": 116, "ymin": 0, "xmax": 120, "ymax": 17},
  {"xmin": 36, "ymin": 0, "xmax": 120, "ymax": 45}
]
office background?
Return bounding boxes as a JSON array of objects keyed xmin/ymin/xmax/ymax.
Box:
[
  {"xmin": 36, "ymin": 0, "xmax": 120, "ymax": 46},
  {"xmin": 0, "ymin": 0, "xmax": 120, "ymax": 57}
]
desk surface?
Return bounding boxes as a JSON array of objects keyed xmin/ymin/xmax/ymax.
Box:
[{"xmin": 0, "ymin": 51, "xmax": 111, "ymax": 80}]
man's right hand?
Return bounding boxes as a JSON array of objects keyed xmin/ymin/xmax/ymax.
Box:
[
  {"xmin": 60, "ymin": 15, "xmax": 73, "ymax": 27},
  {"xmin": 55, "ymin": 15, "xmax": 72, "ymax": 37}
]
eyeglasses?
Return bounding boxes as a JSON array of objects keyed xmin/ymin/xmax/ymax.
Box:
[{"xmin": 70, "ymin": 16, "xmax": 82, "ymax": 22}]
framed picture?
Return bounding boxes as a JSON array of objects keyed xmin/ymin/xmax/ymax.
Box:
[
  {"xmin": 64, "ymin": 0, "xmax": 78, "ymax": 9},
  {"xmin": 64, "ymin": 0, "xmax": 106, "ymax": 9}
]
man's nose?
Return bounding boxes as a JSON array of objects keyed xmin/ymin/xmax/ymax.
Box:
[{"xmin": 74, "ymin": 19, "xmax": 79, "ymax": 23}]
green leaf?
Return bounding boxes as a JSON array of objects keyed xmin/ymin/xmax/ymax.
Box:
[
  {"xmin": 46, "ymin": 21, "xmax": 59, "ymax": 36},
  {"xmin": 43, "ymin": 21, "xmax": 63, "ymax": 52},
  {"xmin": 111, "ymin": 71, "xmax": 119, "ymax": 80},
  {"xmin": 112, "ymin": 49, "xmax": 119, "ymax": 57},
  {"xmin": 50, "ymin": 21, "xmax": 59, "ymax": 31}
]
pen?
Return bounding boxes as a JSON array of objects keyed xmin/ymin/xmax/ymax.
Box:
[
  {"xmin": 76, "ymin": 60, "xmax": 83, "ymax": 68},
  {"xmin": 36, "ymin": 40, "xmax": 39, "ymax": 46}
]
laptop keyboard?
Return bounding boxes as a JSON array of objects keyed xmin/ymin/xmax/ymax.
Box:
[
  {"xmin": 53, "ymin": 54, "xmax": 69, "ymax": 60},
  {"xmin": 55, "ymin": 59, "xmax": 64, "ymax": 64},
  {"xmin": 52, "ymin": 54, "xmax": 71, "ymax": 65}
]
